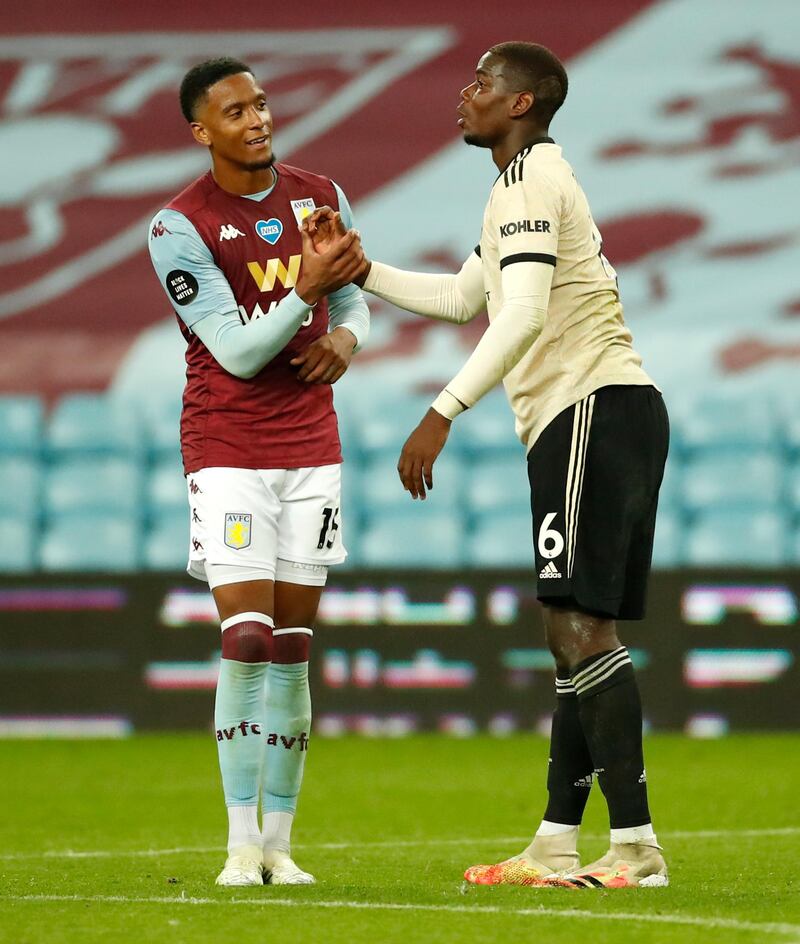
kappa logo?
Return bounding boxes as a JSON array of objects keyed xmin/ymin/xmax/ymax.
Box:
[
  {"xmin": 224, "ymin": 512, "xmax": 252, "ymax": 550},
  {"xmin": 539, "ymin": 561, "xmax": 562, "ymax": 579},
  {"xmin": 247, "ymin": 255, "xmax": 302, "ymax": 291},
  {"xmin": 255, "ymin": 218, "xmax": 283, "ymax": 245},
  {"xmin": 151, "ymin": 220, "xmax": 172, "ymax": 238},
  {"xmin": 219, "ymin": 224, "xmax": 245, "ymax": 241},
  {"xmin": 290, "ymin": 197, "xmax": 316, "ymax": 225},
  {"xmin": 500, "ymin": 219, "xmax": 551, "ymax": 237}
]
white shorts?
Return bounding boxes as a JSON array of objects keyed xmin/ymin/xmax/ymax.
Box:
[{"xmin": 186, "ymin": 464, "xmax": 345, "ymax": 587}]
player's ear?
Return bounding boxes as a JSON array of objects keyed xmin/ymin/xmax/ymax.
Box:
[
  {"xmin": 511, "ymin": 91, "xmax": 535, "ymax": 119},
  {"xmin": 190, "ymin": 122, "xmax": 211, "ymax": 147}
]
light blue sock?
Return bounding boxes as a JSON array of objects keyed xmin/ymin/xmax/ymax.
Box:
[
  {"xmin": 262, "ymin": 661, "xmax": 311, "ymax": 815},
  {"xmin": 215, "ymin": 658, "xmax": 269, "ymax": 807}
]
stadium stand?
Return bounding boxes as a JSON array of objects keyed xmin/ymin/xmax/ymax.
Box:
[{"xmin": 1, "ymin": 391, "xmax": 799, "ymax": 570}]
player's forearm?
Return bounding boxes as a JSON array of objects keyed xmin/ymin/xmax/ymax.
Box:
[
  {"xmin": 431, "ymin": 299, "xmax": 546, "ymax": 419},
  {"xmin": 327, "ymin": 283, "xmax": 370, "ymax": 352},
  {"xmin": 192, "ymin": 291, "xmax": 312, "ymax": 379},
  {"xmin": 363, "ymin": 258, "xmax": 483, "ymax": 324}
]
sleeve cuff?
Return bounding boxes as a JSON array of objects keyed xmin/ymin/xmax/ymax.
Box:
[{"xmin": 431, "ymin": 389, "xmax": 467, "ymax": 420}]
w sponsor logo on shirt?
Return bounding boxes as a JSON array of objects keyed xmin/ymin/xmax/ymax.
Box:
[
  {"xmin": 246, "ymin": 255, "xmax": 302, "ymax": 291},
  {"xmin": 219, "ymin": 224, "xmax": 245, "ymax": 241}
]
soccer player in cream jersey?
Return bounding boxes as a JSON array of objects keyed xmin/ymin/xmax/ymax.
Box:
[
  {"xmin": 147, "ymin": 59, "xmax": 369, "ymax": 887},
  {"xmin": 307, "ymin": 41, "xmax": 669, "ymax": 889}
]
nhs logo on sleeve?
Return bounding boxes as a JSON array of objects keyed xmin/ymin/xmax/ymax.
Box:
[{"xmin": 255, "ymin": 218, "xmax": 283, "ymax": 245}]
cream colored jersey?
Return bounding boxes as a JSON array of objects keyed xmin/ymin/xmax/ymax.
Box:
[{"xmin": 479, "ymin": 141, "xmax": 655, "ymax": 451}]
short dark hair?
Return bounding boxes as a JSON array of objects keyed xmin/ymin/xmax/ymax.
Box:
[
  {"xmin": 179, "ymin": 57, "xmax": 254, "ymax": 122},
  {"xmin": 489, "ymin": 42, "xmax": 568, "ymax": 125}
]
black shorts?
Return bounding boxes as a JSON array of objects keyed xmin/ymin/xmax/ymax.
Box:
[{"xmin": 527, "ymin": 385, "xmax": 669, "ymax": 620}]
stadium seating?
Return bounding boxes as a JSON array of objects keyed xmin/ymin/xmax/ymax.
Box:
[
  {"xmin": 685, "ymin": 509, "xmax": 788, "ymax": 566},
  {"xmin": 465, "ymin": 456, "xmax": 530, "ymax": 515},
  {"xmin": 0, "ymin": 516, "xmax": 37, "ymax": 571},
  {"xmin": 0, "ymin": 457, "xmax": 41, "ymax": 517},
  {"xmin": 46, "ymin": 393, "xmax": 143, "ymax": 457},
  {"xmin": 467, "ymin": 511, "xmax": 533, "ymax": 566},
  {"xmin": 681, "ymin": 451, "xmax": 784, "ymax": 512},
  {"xmin": 679, "ymin": 395, "xmax": 782, "ymax": 453},
  {"xmin": 2, "ymin": 390, "xmax": 800, "ymax": 572},
  {"xmin": 0, "ymin": 396, "xmax": 43, "ymax": 456},
  {"xmin": 360, "ymin": 507, "xmax": 465, "ymax": 567},
  {"xmin": 143, "ymin": 511, "xmax": 190, "ymax": 571},
  {"xmin": 651, "ymin": 509, "xmax": 684, "ymax": 568},
  {"xmin": 40, "ymin": 514, "xmax": 140, "ymax": 571},
  {"xmin": 44, "ymin": 457, "xmax": 142, "ymax": 518}
]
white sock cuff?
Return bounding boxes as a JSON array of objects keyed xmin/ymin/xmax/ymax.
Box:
[
  {"xmin": 536, "ymin": 820, "xmax": 579, "ymax": 837},
  {"xmin": 272, "ymin": 626, "xmax": 314, "ymax": 637},
  {"xmin": 610, "ymin": 824, "xmax": 657, "ymax": 845},
  {"xmin": 220, "ymin": 611, "xmax": 275, "ymax": 633}
]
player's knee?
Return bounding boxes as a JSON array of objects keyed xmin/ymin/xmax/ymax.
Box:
[
  {"xmin": 221, "ymin": 620, "xmax": 272, "ymax": 663},
  {"xmin": 273, "ymin": 628, "xmax": 312, "ymax": 664}
]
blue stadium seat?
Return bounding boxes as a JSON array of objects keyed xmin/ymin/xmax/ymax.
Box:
[
  {"xmin": 678, "ymin": 395, "xmax": 781, "ymax": 453},
  {"xmin": 458, "ymin": 393, "xmax": 521, "ymax": 458},
  {"xmin": 360, "ymin": 452, "xmax": 462, "ymax": 511},
  {"xmin": 355, "ymin": 396, "xmax": 439, "ymax": 458},
  {"xmin": 466, "ymin": 456, "xmax": 530, "ymax": 515},
  {"xmin": 143, "ymin": 511, "xmax": 190, "ymax": 571},
  {"xmin": 685, "ymin": 509, "xmax": 787, "ymax": 566},
  {"xmin": 360, "ymin": 508, "xmax": 465, "ymax": 567},
  {"xmin": 467, "ymin": 511, "xmax": 532, "ymax": 566},
  {"xmin": 789, "ymin": 460, "xmax": 800, "ymax": 513},
  {"xmin": 143, "ymin": 400, "xmax": 182, "ymax": 462},
  {"xmin": 0, "ymin": 516, "xmax": 37, "ymax": 572},
  {"xmin": 0, "ymin": 395, "xmax": 43, "ymax": 455},
  {"xmin": 46, "ymin": 393, "xmax": 143, "ymax": 457},
  {"xmin": 651, "ymin": 509, "xmax": 684, "ymax": 568},
  {"xmin": 657, "ymin": 455, "xmax": 682, "ymax": 512},
  {"xmin": 340, "ymin": 462, "xmax": 362, "ymax": 526},
  {"xmin": 790, "ymin": 526, "xmax": 800, "ymax": 566},
  {"xmin": 681, "ymin": 451, "xmax": 783, "ymax": 512},
  {"xmin": 0, "ymin": 457, "xmax": 41, "ymax": 517},
  {"xmin": 147, "ymin": 457, "xmax": 186, "ymax": 517},
  {"xmin": 44, "ymin": 457, "xmax": 142, "ymax": 517},
  {"xmin": 40, "ymin": 514, "xmax": 140, "ymax": 571}
]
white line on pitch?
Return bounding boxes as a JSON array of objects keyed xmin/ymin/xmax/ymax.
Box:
[
  {"xmin": 1, "ymin": 826, "xmax": 797, "ymax": 861},
  {"xmin": 1, "ymin": 894, "xmax": 798, "ymax": 938}
]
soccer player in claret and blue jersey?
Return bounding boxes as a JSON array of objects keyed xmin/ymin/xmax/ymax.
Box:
[
  {"xmin": 307, "ymin": 42, "xmax": 670, "ymax": 889},
  {"xmin": 147, "ymin": 58, "xmax": 369, "ymax": 887}
]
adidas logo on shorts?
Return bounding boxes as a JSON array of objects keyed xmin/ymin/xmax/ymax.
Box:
[{"xmin": 539, "ymin": 561, "xmax": 562, "ymax": 579}]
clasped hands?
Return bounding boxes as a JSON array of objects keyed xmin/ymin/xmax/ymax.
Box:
[{"xmin": 290, "ymin": 206, "xmax": 368, "ymax": 385}]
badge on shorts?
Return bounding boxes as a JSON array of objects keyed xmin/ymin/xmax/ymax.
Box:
[{"xmin": 224, "ymin": 513, "xmax": 252, "ymax": 550}]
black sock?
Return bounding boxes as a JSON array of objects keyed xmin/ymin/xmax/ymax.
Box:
[
  {"xmin": 542, "ymin": 670, "xmax": 595, "ymax": 826},
  {"xmin": 571, "ymin": 647, "xmax": 651, "ymax": 830}
]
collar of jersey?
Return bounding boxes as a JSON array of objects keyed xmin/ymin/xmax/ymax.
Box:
[
  {"xmin": 242, "ymin": 166, "xmax": 280, "ymax": 202},
  {"xmin": 495, "ymin": 137, "xmax": 555, "ymax": 181}
]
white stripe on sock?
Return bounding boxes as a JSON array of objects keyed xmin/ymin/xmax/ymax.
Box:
[
  {"xmin": 220, "ymin": 612, "xmax": 274, "ymax": 633},
  {"xmin": 574, "ymin": 657, "xmax": 633, "ymax": 695},
  {"xmin": 272, "ymin": 627, "xmax": 314, "ymax": 637},
  {"xmin": 571, "ymin": 646, "xmax": 627, "ymax": 688}
]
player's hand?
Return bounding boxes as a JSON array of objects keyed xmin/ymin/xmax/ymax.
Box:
[
  {"xmin": 296, "ymin": 226, "xmax": 367, "ymax": 306},
  {"xmin": 303, "ymin": 207, "xmax": 372, "ymax": 286},
  {"xmin": 397, "ymin": 408, "xmax": 451, "ymax": 500},
  {"xmin": 290, "ymin": 327, "xmax": 357, "ymax": 384},
  {"xmin": 303, "ymin": 206, "xmax": 346, "ymax": 253}
]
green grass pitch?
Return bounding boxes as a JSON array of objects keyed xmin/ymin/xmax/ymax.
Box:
[{"xmin": 1, "ymin": 734, "xmax": 798, "ymax": 943}]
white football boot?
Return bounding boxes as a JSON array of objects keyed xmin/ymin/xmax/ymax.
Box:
[
  {"xmin": 215, "ymin": 843, "xmax": 264, "ymax": 887},
  {"xmin": 263, "ymin": 849, "xmax": 316, "ymax": 885}
]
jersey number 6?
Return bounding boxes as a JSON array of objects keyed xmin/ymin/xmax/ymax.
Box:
[{"xmin": 538, "ymin": 512, "xmax": 565, "ymax": 559}]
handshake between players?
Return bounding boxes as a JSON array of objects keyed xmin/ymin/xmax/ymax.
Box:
[{"xmin": 290, "ymin": 207, "xmax": 369, "ymax": 386}]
